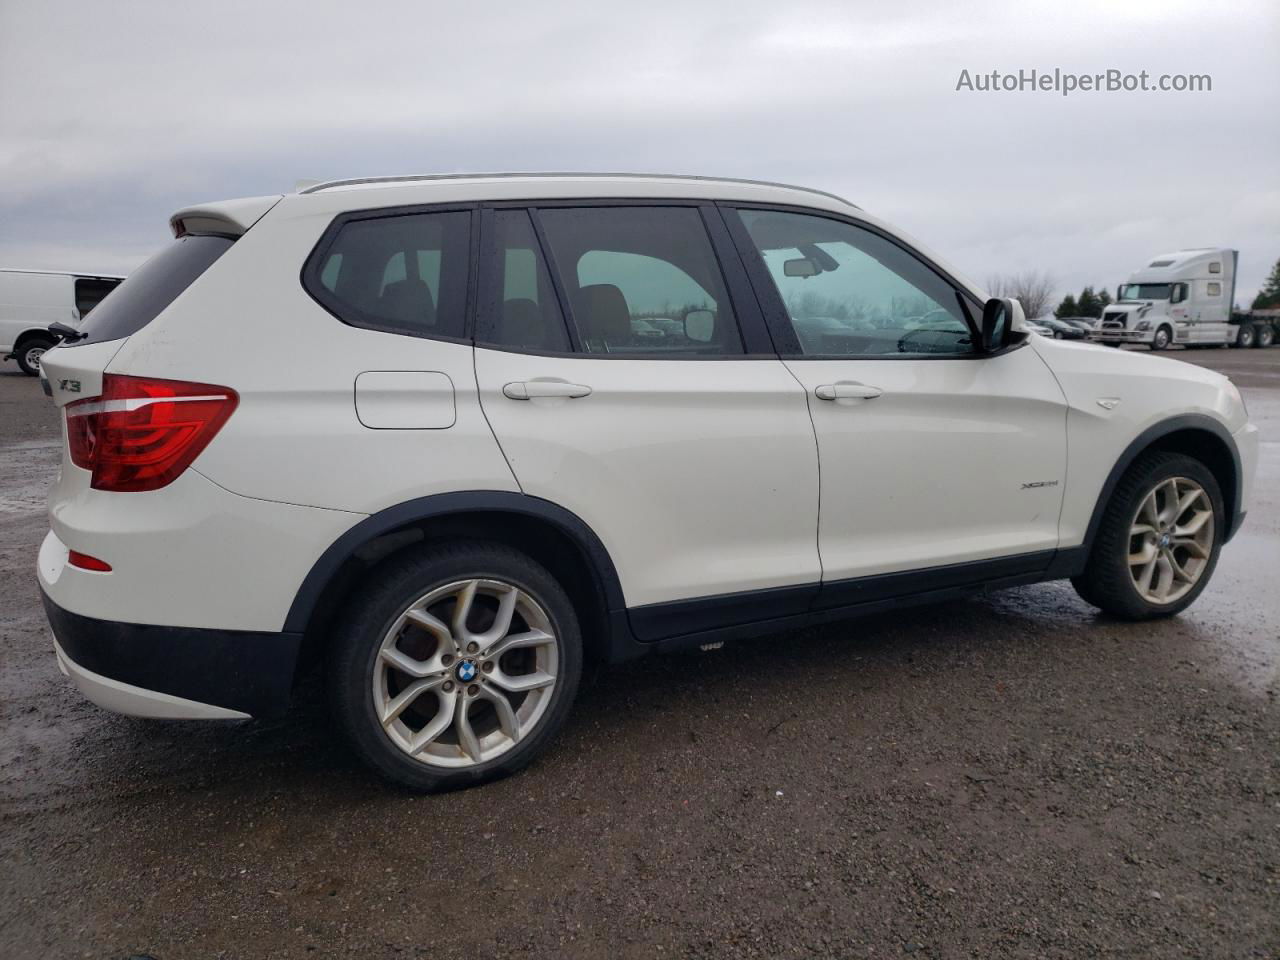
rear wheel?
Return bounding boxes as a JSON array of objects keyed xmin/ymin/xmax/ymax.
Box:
[
  {"xmin": 1235, "ymin": 325, "xmax": 1255, "ymax": 348},
  {"xmin": 327, "ymin": 542, "xmax": 582, "ymax": 792},
  {"xmin": 1072, "ymin": 452, "xmax": 1222, "ymax": 620},
  {"xmin": 15, "ymin": 335, "xmax": 54, "ymax": 376},
  {"xmin": 1150, "ymin": 326, "xmax": 1172, "ymax": 351},
  {"xmin": 1258, "ymin": 324, "xmax": 1275, "ymax": 348}
]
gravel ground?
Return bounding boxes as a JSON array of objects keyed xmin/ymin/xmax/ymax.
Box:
[{"xmin": 1, "ymin": 347, "xmax": 1277, "ymax": 959}]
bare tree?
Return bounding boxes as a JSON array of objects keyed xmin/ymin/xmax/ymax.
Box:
[{"xmin": 986, "ymin": 270, "xmax": 1057, "ymax": 321}]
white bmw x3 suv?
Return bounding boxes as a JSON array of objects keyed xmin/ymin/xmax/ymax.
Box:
[{"xmin": 38, "ymin": 173, "xmax": 1258, "ymax": 791}]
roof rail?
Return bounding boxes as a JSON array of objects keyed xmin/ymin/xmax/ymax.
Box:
[{"xmin": 297, "ymin": 171, "xmax": 859, "ymax": 209}]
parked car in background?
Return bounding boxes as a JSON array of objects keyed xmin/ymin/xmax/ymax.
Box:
[
  {"xmin": 1056, "ymin": 316, "xmax": 1098, "ymax": 333},
  {"xmin": 1024, "ymin": 320, "xmax": 1054, "ymax": 336},
  {"xmin": 1, "ymin": 268, "xmax": 124, "ymax": 375},
  {"xmin": 37, "ymin": 173, "xmax": 1257, "ymax": 792},
  {"xmin": 1035, "ymin": 317, "xmax": 1089, "ymax": 340}
]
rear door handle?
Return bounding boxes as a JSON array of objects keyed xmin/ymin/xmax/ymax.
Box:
[
  {"xmin": 503, "ymin": 380, "xmax": 593, "ymax": 400},
  {"xmin": 815, "ymin": 382, "xmax": 883, "ymax": 401}
]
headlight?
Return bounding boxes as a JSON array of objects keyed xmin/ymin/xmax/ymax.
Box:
[{"xmin": 1134, "ymin": 320, "xmax": 1150, "ymax": 331}]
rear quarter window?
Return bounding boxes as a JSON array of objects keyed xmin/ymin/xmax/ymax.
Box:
[
  {"xmin": 71, "ymin": 235, "xmax": 233, "ymax": 347},
  {"xmin": 304, "ymin": 210, "xmax": 471, "ymax": 340}
]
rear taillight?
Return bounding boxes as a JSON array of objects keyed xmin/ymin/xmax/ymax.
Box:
[
  {"xmin": 68, "ymin": 550, "xmax": 112, "ymax": 572},
  {"xmin": 65, "ymin": 374, "xmax": 238, "ymax": 492}
]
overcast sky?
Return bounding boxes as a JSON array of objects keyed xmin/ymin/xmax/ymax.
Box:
[{"xmin": 1, "ymin": 0, "xmax": 1277, "ymax": 307}]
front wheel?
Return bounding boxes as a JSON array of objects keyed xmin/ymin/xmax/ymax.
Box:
[
  {"xmin": 16, "ymin": 335, "xmax": 55, "ymax": 376},
  {"xmin": 327, "ymin": 542, "xmax": 582, "ymax": 792},
  {"xmin": 1150, "ymin": 326, "xmax": 1172, "ymax": 351},
  {"xmin": 1072, "ymin": 452, "xmax": 1223, "ymax": 620}
]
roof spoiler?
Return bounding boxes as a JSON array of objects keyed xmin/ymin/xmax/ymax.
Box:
[{"xmin": 169, "ymin": 195, "xmax": 283, "ymax": 239}]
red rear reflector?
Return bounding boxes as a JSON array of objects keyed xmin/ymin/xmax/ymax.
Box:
[
  {"xmin": 65, "ymin": 374, "xmax": 238, "ymax": 492},
  {"xmin": 68, "ymin": 550, "xmax": 112, "ymax": 572}
]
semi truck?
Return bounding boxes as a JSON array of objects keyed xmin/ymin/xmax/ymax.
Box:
[
  {"xmin": 1091, "ymin": 248, "xmax": 1239, "ymax": 349},
  {"xmin": 1089, "ymin": 248, "xmax": 1279, "ymax": 349}
]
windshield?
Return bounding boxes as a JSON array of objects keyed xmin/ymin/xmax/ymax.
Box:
[{"xmin": 1118, "ymin": 283, "xmax": 1171, "ymax": 301}]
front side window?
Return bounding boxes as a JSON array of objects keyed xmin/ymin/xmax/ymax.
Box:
[
  {"xmin": 309, "ymin": 210, "xmax": 470, "ymax": 339},
  {"xmin": 536, "ymin": 206, "xmax": 744, "ymax": 355},
  {"xmin": 734, "ymin": 209, "xmax": 972, "ymax": 357}
]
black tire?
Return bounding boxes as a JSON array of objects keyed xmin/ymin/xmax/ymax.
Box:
[
  {"xmin": 1258, "ymin": 324, "xmax": 1275, "ymax": 348},
  {"xmin": 1150, "ymin": 326, "xmax": 1172, "ymax": 351},
  {"xmin": 15, "ymin": 335, "xmax": 54, "ymax": 376},
  {"xmin": 1071, "ymin": 451, "xmax": 1224, "ymax": 620},
  {"xmin": 1235, "ymin": 325, "xmax": 1255, "ymax": 348},
  {"xmin": 327, "ymin": 541, "xmax": 582, "ymax": 792}
]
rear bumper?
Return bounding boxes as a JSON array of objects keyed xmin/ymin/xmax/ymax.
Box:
[{"xmin": 42, "ymin": 591, "xmax": 300, "ymax": 719}]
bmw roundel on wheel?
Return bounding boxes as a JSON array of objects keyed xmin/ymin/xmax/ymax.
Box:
[{"xmin": 37, "ymin": 174, "xmax": 1260, "ymax": 792}]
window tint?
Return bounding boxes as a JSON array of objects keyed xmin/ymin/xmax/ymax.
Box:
[
  {"xmin": 72, "ymin": 235, "xmax": 233, "ymax": 347},
  {"xmin": 74, "ymin": 277, "xmax": 121, "ymax": 317},
  {"xmin": 476, "ymin": 210, "xmax": 570, "ymax": 352},
  {"xmin": 736, "ymin": 209, "xmax": 973, "ymax": 357},
  {"xmin": 311, "ymin": 211, "xmax": 469, "ymax": 339},
  {"xmin": 537, "ymin": 207, "xmax": 744, "ymax": 355}
]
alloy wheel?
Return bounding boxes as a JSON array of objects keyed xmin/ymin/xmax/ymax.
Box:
[
  {"xmin": 372, "ymin": 578, "xmax": 559, "ymax": 768},
  {"xmin": 1127, "ymin": 476, "xmax": 1214, "ymax": 605},
  {"xmin": 25, "ymin": 345, "xmax": 46, "ymax": 371}
]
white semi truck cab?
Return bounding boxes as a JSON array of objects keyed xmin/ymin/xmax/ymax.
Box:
[{"xmin": 1091, "ymin": 248, "xmax": 1237, "ymax": 350}]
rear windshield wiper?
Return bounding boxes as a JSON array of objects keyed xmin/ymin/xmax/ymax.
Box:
[{"xmin": 48, "ymin": 322, "xmax": 87, "ymax": 343}]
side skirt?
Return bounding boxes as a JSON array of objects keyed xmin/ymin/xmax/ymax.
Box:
[{"xmin": 625, "ymin": 549, "xmax": 1075, "ymax": 655}]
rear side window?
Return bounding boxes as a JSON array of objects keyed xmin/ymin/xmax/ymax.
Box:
[
  {"xmin": 476, "ymin": 210, "xmax": 571, "ymax": 352},
  {"xmin": 72, "ymin": 235, "xmax": 232, "ymax": 347},
  {"xmin": 307, "ymin": 211, "xmax": 470, "ymax": 339},
  {"xmin": 536, "ymin": 206, "xmax": 745, "ymax": 355}
]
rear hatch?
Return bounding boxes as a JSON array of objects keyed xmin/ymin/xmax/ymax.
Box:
[{"xmin": 41, "ymin": 195, "xmax": 281, "ymax": 495}]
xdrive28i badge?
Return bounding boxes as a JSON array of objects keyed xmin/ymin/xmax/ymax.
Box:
[{"xmin": 58, "ymin": 378, "xmax": 81, "ymax": 393}]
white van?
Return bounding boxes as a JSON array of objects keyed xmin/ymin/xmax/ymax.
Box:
[
  {"xmin": 1, "ymin": 269, "xmax": 124, "ymax": 375},
  {"xmin": 1091, "ymin": 249, "xmax": 1237, "ymax": 350}
]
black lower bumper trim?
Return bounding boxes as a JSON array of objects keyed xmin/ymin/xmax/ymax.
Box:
[{"xmin": 42, "ymin": 592, "xmax": 301, "ymax": 719}]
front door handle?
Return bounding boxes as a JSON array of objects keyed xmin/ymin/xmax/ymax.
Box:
[
  {"xmin": 815, "ymin": 381, "xmax": 883, "ymax": 401},
  {"xmin": 503, "ymin": 380, "xmax": 593, "ymax": 400}
]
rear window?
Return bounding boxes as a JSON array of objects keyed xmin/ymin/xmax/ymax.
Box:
[{"xmin": 70, "ymin": 235, "xmax": 233, "ymax": 347}]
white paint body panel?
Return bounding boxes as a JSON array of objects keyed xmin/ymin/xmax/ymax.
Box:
[
  {"xmin": 354, "ymin": 371, "xmax": 456, "ymax": 429},
  {"xmin": 1028, "ymin": 337, "xmax": 1249, "ymax": 545},
  {"xmin": 475, "ymin": 349, "xmax": 821, "ymax": 606},
  {"xmin": 782, "ymin": 347, "xmax": 1068, "ymax": 579}
]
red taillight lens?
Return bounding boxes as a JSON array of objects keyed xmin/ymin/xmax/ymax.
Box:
[
  {"xmin": 68, "ymin": 550, "xmax": 112, "ymax": 572},
  {"xmin": 65, "ymin": 374, "xmax": 238, "ymax": 492}
]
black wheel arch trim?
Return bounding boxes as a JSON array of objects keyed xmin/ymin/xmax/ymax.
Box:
[
  {"xmin": 283, "ymin": 491, "xmax": 629, "ymax": 635},
  {"xmin": 1080, "ymin": 413, "xmax": 1244, "ymax": 553}
]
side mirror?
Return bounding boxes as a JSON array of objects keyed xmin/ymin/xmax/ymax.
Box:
[
  {"xmin": 684, "ymin": 309, "xmax": 715, "ymax": 343},
  {"xmin": 980, "ymin": 297, "xmax": 1021, "ymax": 352},
  {"xmin": 783, "ymin": 257, "xmax": 819, "ymax": 278}
]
